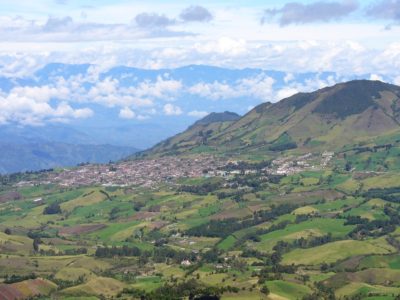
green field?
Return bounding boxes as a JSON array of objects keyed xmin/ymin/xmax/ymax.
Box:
[
  {"xmin": 282, "ymin": 239, "xmax": 396, "ymax": 265},
  {"xmin": 1, "ymin": 153, "xmax": 400, "ymax": 299}
]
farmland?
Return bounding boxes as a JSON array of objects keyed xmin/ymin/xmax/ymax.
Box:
[{"xmin": 1, "ymin": 152, "xmax": 400, "ymax": 299}]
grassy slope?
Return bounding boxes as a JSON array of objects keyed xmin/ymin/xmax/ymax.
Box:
[{"xmin": 1, "ymin": 161, "xmax": 400, "ymax": 298}]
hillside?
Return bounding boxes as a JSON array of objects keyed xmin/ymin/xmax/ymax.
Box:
[
  {"xmin": 2, "ymin": 148, "xmax": 400, "ymax": 299},
  {"xmin": 2, "ymin": 79, "xmax": 400, "ymax": 299},
  {"xmin": 145, "ymin": 80, "xmax": 400, "ymax": 157},
  {"xmin": 191, "ymin": 111, "xmax": 241, "ymax": 126},
  {"xmin": 142, "ymin": 111, "xmax": 240, "ymax": 156}
]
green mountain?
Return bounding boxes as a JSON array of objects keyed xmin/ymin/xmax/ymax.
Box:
[
  {"xmin": 142, "ymin": 111, "xmax": 240, "ymax": 156},
  {"xmin": 191, "ymin": 111, "xmax": 241, "ymax": 126},
  {"xmin": 4, "ymin": 81, "xmax": 400, "ymax": 299},
  {"xmin": 144, "ymin": 80, "xmax": 400, "ymax": 157}
]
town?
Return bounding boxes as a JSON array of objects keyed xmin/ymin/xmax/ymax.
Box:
[
  {"xmin": 16, "ymin": 155, "xmax": 227, "ymax": 188},
  {"xmin": 14, "ymin": 152, "xmax": 334, "ymax": 189}
]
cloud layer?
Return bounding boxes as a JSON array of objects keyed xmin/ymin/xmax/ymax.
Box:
[
  {"xmin": 0, "ymin": 1, "xmax": 400, "ymax": 127},
  {"xmin": 0, "ymin": 59, "xmax": 397, "ymax": 127}
]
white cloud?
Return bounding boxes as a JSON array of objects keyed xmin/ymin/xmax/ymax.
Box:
[
  {"xmin": 273, "ymin": 74, "xmax": 340, "ymax": 101},
  {"xmin": 0, "ymin": 87, "xmax": 93, "ymax": 126},
  {"xmin": 275, "ymin": 87, "xmax": 299, "ymax": 100},
  {"xmin": 195, "ymin": 37, "xmax": 247, "ymax": 56},
  {"xmin": 129, "ymin": 76, "xmax": 182, "ymax": 100},
  {"xmin": 188, "ymin": 110, "xmax": 208, "ymax": 118},
  {"xmin": 54, "ymin": 102, "xmax": 93, "ymax": 118},
  {"xmin": 163, "ymin": 103, "xmax": 182, "ymax": 115},
  {"xmin": 284, "ymin": 73, "xmax": 295, "ymax": 83},
  {"xmin": 188, "ymin": 74, "xmax": 275, "ymax": 101},
  {"xmin": 370, "ymin": 74, "xmax": 384, "ymax": 81},
  {"xmin": 1, "ymin": 39, "xmax": 400, "ymax": 79},
  {"xmin": 119, "ymin": 107, "xmax": 136, "ymax": 119},
  {"xmin": 83, "ymin": 76, "xmax": 182, "ymax": 109}
]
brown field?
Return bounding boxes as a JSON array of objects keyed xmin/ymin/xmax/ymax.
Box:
[
  {"xmin": 0, "ymin": 192, "xmax": 22, "ymax": 203},
  {"xmin": 59, "ymin": 224, "xmax": 106, "ymax": 236},
  {"xmin": 0, "ymin": 278, "xmax": 57, "ymax": 300},
  {"xmin": 211, "ymin": 207, "xmax": 252, "ymax": 220},
  {"xmin": 148, "ymin": 221, "xmax": 168, "ymax": 230},
  {"xmin": 130, "ymin": 211, "xmax": 160, "ymax": 221}
]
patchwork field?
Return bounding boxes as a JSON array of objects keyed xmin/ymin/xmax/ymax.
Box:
[{"xmin": 1, "ymin": 155, "xmax": 400, "ymax": 299}]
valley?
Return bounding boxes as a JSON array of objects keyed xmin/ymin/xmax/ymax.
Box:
[
  {"xmin": 1, "ymin": 149, "xmax": 400, "ymax": 299},
  {"xmin": 1, "ymin": 80, "xmax": 400, "ymax": 299}
]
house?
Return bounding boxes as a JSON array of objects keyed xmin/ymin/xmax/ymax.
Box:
[
  {"xmin": 181, "ymin": 260, "xmax": 192, "ymax": 266},
  {"xmin": 33, "ymin": 198, "xmax": 44, "ymax": 205}
]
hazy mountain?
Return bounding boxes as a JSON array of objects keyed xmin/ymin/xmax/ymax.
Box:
[
  {"xmin": 0, "ymin": 63, "xmax": 378, "ymax": 150},
  {"xmin": 144, "ymin": 80, "xmax": 400, "ymax": 156},
  {"xmin": 0, "ymin": 124, "xmax": 139, "ymax": 174},
  {"xmin": 0, "ymin": 142, "xmax": 137, "ymax": 174},
  {"xmin": 0, "ymin": 125, "xmax": 96, "ymax": 145}
]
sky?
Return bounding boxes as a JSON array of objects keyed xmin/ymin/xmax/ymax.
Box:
[
  {"xmin": 1, "ymin": 0, "xmax": 400, "ymax": 74},
  {"xmin": 1, "ymin": 0, "xmax": 400, "ymax": 129}
]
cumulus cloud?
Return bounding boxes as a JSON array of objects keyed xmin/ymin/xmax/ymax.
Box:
[
  {"xmin": 0, "ymin": 86, "xmax": 93, "ymax": 126},
  {"xmin": 180, "ymin": 6, "xmax": 213, "ymax": 22},
  {"xmin": 275, "ymin": 87, "xmax": 300, "ymax": 100},
  {"xmin": 163, "ymin": 103, "xmax": 182, "ymax": 116},
  {"xmin": 194, "ymin": 37, "xmax": 247, "ymax": 56},
  {"xmin": 1, "ymin": 38, "xmax": 400, "ymax": 81},
  {"xmin": 54, "ymin": 102, "xmax": 93, "ymax": 118},
  {"xmin": 0, "ymin": 59, "xmax": 398, "ymax": 127},
  {"xmin": 83, "ymin": 76, "xmax": 181, "ymax": 108},
  {"xmin": 273, "ymin": 75, "xmax": 339, "ymax": 101},
  {"xmin": 119, "ymin": 107, "xmax": 136, "ymax": 119},
  {"xmin": 369, "ymin": 74, "xmax": 384, "ymax": 81},
  {"xmin": 188, "ymin": 74, "xmax": 275, "ymax": 101},
  {"xmin": 0, "ymin": 66, "xmax": 187, "ymax": 125},
  {"xmin": 188, "ymin": 110, "xmax": 209, "ymax": 118},
  {"xmin": 262, "ymin": 0, "xmax": 359, "ymax": 26}
]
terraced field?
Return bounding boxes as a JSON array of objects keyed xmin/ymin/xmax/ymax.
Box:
[{"xmin": 1, "ymin": 155, "xmax": 400, "ymax": 299}]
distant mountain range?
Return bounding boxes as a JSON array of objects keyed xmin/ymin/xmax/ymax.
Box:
[
  {"xmin": 143, "ymin": 80, "xmax": 400, "ymax": 157},
  {"xmin": 0, "ymin": 63, "xmax": 382, "ymax": 150},
  {"xmin": 0, "ymin": 63, "xmax": 395, "ymax": 173},
  {"xmin": 0, "ymin": 142, "xmax": 137, "ymax": 174},
  {"xmin": 0, "ymin": 125, "xmax": 139, "ymax": 174}
]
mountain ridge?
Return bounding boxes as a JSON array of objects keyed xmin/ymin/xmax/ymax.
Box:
[{"xmin": 142, "ymin": 80, "xmax": 400, "ymax": 157}]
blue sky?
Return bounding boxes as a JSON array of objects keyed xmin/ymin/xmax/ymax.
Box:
[{"xmin": 0, "ymin": 0, "xmax": 400, "ymax": 130}]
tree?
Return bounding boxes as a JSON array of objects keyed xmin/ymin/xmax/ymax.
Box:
[
  {"xmin": 4, "ymin": 228, "xmax": 11, "ymax": 235},
  {"xmin": 43, "ymin": 202, "xmax": 62, "ymax": 215},
  {"xmin": 33, "ymin": 238, "xmax": 40, "ymax": 252},
  {"xmin": 260, "ymin": 286, "xmax": 270, "ymax": 295}
]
